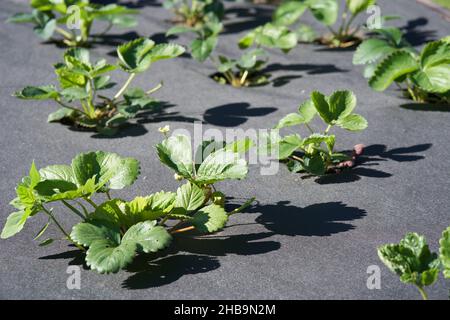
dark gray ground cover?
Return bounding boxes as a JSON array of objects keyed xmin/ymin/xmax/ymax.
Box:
[{"xmin": 0, "ymin": 0, "xmax": 449, "ymax": 299}]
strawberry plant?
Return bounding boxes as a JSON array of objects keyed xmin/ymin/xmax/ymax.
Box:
[
  {"xmin": 163, "ymin": 0, "xmax": 224, "ymax": 27},
  {"xmin": 368, "ymin": 37, "xmax": 450, "ymax": 104},
  {"xmin": 168, "ymin": 21, "xmax": 297, "ymax": 87},
  {"xmin": 13, "ymin": 38, "xmax": 185, "ymax": 135},
  {"xmin": 273, "ymin": 0, "xmax": 377, "ymax": 48},
  {"xmin": 353, "ymin": 26, "xmax": 415, "ymax": 78},
  {"xmin": 378, "ymin": 227, "xmax": 450, "ymax": 300},
  {"xmin": 1, "ymin": 132, "xmax": 254, "ymax": 274},
  {"xmin": 265, "ymin": 90, "xmax": 367, "ymax": 176},
  {"xmin": 7, "ymin": 0, "xmax": 138, "ymax": 47}
]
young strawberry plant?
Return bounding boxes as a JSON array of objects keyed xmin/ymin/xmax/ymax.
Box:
[
  {"xmin": 368, "ymin": 37, "xmax": 450, "ymax": 104},
  {"xmin": 273, "ymin": 0, "xmax": 377, "ymax": 48},
  {"xmin": 7, "ymin": 0, "xmax": 138, "ymax": 47},
  {"xmin": 265, "ymin": 90, "xmax": 367, "ymax": 176},
  {"xmin": 378, "ymin": 228, "xmax": 450, "ymax": 300},
  {"xmin": 163, "ymin": 0, "xmax": 224, "ymax": 27},
  {"xmin": 1, "ymin": 133, "xmax": 254, "ymax": 274},
  {"xmin": 353, "ymin": 26, "xmax": 415, "ymax": 78},
  {"xmin": 168, "ymin": 21, "xmax": 298, "ymax": 87},
  {"xmin": 13, "ymin": 38, "xmax": 185, "ymax": 135}
]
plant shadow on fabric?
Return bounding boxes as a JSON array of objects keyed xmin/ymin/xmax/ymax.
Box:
[
  {"xmin": 400, "ymin": 103, "xmax": 450, "ymax": 112},
  {"xmin": 40, "ymin": 231, "xmax": 280, "ymax": 289},
  {"xmin": 402, "ymin": 18, "xmax": 437, "ymax": 46},
  {"xmin": 203, "ymin": 102, "xmax": 277, "ymax": 127},
  {"xmin": 314, "ymin": 143, "xmax": 432, "ymax": 184},
  {"xmin": 72, "ymin": 102, "xmax": 200, "ymax": 139},
  {"xmin": 246, "ymin": 201, "xmax": 366, "ymax": 237}
]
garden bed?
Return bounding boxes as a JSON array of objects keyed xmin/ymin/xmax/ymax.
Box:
[{"xmin": 0, "ymin": 0, "xmax": 449, "ymax": 299}]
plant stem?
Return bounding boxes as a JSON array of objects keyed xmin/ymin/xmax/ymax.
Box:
[
  {"xmin": 146, "ymin": 81, "xmax": 163, "ymax": 95},
  {"xmin": 416, "ymin": 286, "xmax": 428, "ymax": 300},
  {"xmin": 61, "ymin": 200, "xmax": 86, "ymax": 220},
  {"xmin": 324, "ymin": 124, "xmax": 332, "ymax": 134},
  {"xmin": 228, "ymin": 197, "xmax": 256, "ymax": 216},
  {"xmin": 55, "ymin": 99, "xmax": 88, "ymax": 117},
  {"xmin": 291, "ymin": 155, "xmax": 304, "ymax": 162},
  {"xmin": 240, "ymin": 70, "xmax": 249, "ymax": 85},
  {"xmin": 106, "ymin": 191, "xmax": 112, "ymax": 200},
  {"xmin": 84, "ymin": 198, "xmax": 98, "ymax": 209},
  {"xmin": 114, "ymin": 73, "xmax": 136, "ymax": 100},
  {"xmin": 171, "ymin": 225, "xmax": 195, "ymax": 234},
  {"xmin": 41, "ymin": 206, "xmax": 85, "ymax": 252},
  {"xmin": 55, "ymin": 26, "xmax": 74, "ymax": 40}
]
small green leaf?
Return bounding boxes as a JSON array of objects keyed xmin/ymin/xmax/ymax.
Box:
[
  {"xmin": 1, "ymin": 211, "xmax": 28, "ymax": 239},
  {"xmin": 278, "ymin": 134, "xmax": 303, "ymax": 160},
  {"xmin": 39, "ymin": 238, "xmax": 54, "ymax": 246},
  {"xmin": 156, "ymin": 135, "xmax": 194, "ymax": 178},
  {"xmin": 175, "ymin": 182, "xmax": 206, "ymax": 211},
  {"xmin": 440, "ymin": 226, "xmax": 450, "ymax": 279},
  {"xmin": 117, "ymin": 38, "xmax": 156, "ymax": 73},
  {"xmin": 196, "ymin": 149, "xmax": 248, "ymax": 184},
  {"xmin": 14, "ymin": 86, "xmax": 59, "ymax": 100},
  {"xmin": 295, "ymin": 24, "xmax": 316, "ymax": 43},
  {"xmin": 273, "ymin": 1, "xmax": 308, "ymax": 26},
  {"xmin": 224, "ymin": 138, "xmax": 254, "ymax": 154},
  {"xmin": 369, "ymin": 51, "xmax": 419, "ymax": 91},
  {"xmin": 275, "ymin": 113, "xmax": 306, "ymax": 129},
  {"xmin": 47, "ymin": 108, "xmax": 75, "ymax": 123},
  {"xmin": 336, "ymin": 114, "xmax": 368, "ymax": 131},
  {"xmin": 147, "ymin": 43, "xmax": 185, "ymax": 63},
  {"xmin": 191, "ymin": 36, "xmax": 217, "ymax": 62},
  {"xmin": 346, "ymin": 0, "xmax": 376, "ymax": 15},
  {"xmin": 311, "ymin": 91, "xmax": 333, "ymax": 124},
  {"xmin": 303, "ymin": 154, "xmax": 326, "ymax": 176},
  {"xmin": 310, "ymin": 0, "xmax": 338, "ymax": 26},
  {"xmin": 192, "ymin": 204, "xmax": 228, "ymax": 233},
  {"xmin": 122, "ymin": 220, "xmax": 172, "ymax": 253},
  {"xmin": 353, "ymin": 39, "xmax": 396, "ymax": 65}
]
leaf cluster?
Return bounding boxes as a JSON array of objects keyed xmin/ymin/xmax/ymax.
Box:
[
  {"xmin": 13, "ymin": 38, "xmax": 185, "ymax": 135},
  {"xmin": 1, "ymin": 133, "xmax": 253, "ymax": 274},
  {"xmin": 7, "ymin": 0, "xmax": 139, "ymax": 47},
  {"xmin": 378, "ymin": 228, "xmax": 450, "ymax": 299},
  {"xmin": 273, "ymin": 0, "xmax": 377, "ymax": 48},
  {"xmin": 368, "ymin": 37, "xmax": 450, "ymax": 103},
  {"xmin": 268, "ymin": 90, "xmax": 367, "ymax": 175},
  {"xmin": 163, "ymin": 0, "xmax": 224, "ymax": 28}
]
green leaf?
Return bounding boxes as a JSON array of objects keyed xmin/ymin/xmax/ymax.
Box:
[
  {"xmin": 7, "ymin": 12, "xmax": 35, "ymax": 23},
  {"xmin": 47, "ymin": 108, "xmax": 75, "ymax": 123},
  {"xmin": 156, "ymin": 135, "xmax": 194, "ymax": 178},
  {"xmin": 310, "ymin": 0, "xmax": 338, "ymax": 26},
  {"xmin": 85, "ymin": 238, "xmax": 136, "ymax": 274},
  {"xmin": 237, "ymin": 49, "xmax": 267, "ymax": 70},
  {"xmin": 311, "ymin": 91, "xmax": 333, "ymax": 124},
  {"xmin": 273, "ymin": 1, "xmax": 308, "ymax": 26},
  {"xmin": 278, "ymin": 134, "xmax": 303, "ymax": 160},
  {"xmin": 196, "ymin": 149, "xmax": 248, "ymax": 184},
  {"xmin": 297, "ymin": 99, "xmax": 317, "ymax": 123},
  {"xmin": 191, "ymin": 36, "xmax": 217, "ymax": 62},
  {"xmin": 224, "ymin": 138, "xmax": 254, "ymax": 154},
  {"xmin": 122, "ymin": 220, "xmax": 172, "ymax": 253},
  {"xmin": 1, "ymin": 211, "xmax": 27, "ymax": 239},
  {"xmin": 175, "ymin": 182, "xmax": 205, "ymax": 211},
  {"xmin": 117, "ymin": 38, "xmax": 156, "ymax": 73},
  {"xmin": 33, "ymin": 12, "xmax": 56, "ymax": 40},
  {"xmin": 303, "ymin": 154, "xmax": 326, "ymax": 175},
  {"xmin": 369, "ymin": 51, "xmax": 419, "ymax": 91},
  {"xmin": 295, "ymin": 24, "xmax": 317, "ymax": 43},
  {"xmin": 71, "ymin": 220, "xmax": 121, "ymax": 247},
  {"xmin": 39, "ymin": 165, "xmax": 77, "ymax": 184},
  {"xmin": 346, "ymin": 0, "xmax": 376, "ymax": 15},
  {"xmin": 14, "ymin": 85, "xmax": 59, "ymax": 100},
  {"xmin": 61, "ymin": 87, "xmax": 89, "ymax": 101},
  {"xmin": 336, "ymin": 114, "xmax": 368, "ymax": 131},
  {"xmin": 148, "ymin": 43, "xmax": 185, "ymax": 63},
  {"xmin": 328, "ymin": 90, "xmax": 357, "ymax": 121},
  {"xmin": 71, "ymin": 151, "xmax": 140, "ymax": 191},
  {"xmin": 439, "ymin": 226, "xmax": 450, "ymax": 279},
  {"xmin": 276, "ymin": 113, "xmax": 305, "ymax": 129},
  {"xmin": 166, "ymin": 25, "xmax": 195, "ymax": 36},
  {"xmin": 39, "ymin": 238, "xmax": 54, "ymax": 246},
  {"xmin": 192, "ymin": 204, "xmax": 228, "ymax": 233},
  {"xmin": 353, "ymin": 39, "xmax": 397, "ymax": 65},
  {"xmin": 377, "ymin": 232, "xmax": 440, "ymax": 287}
]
